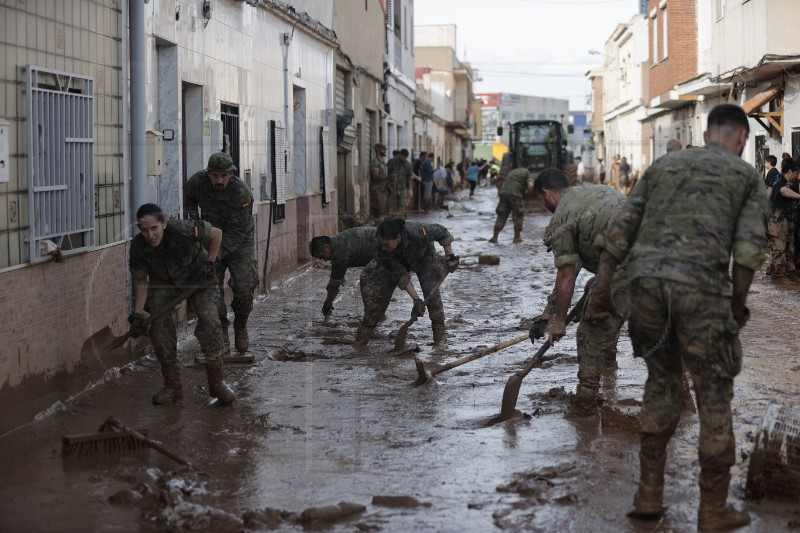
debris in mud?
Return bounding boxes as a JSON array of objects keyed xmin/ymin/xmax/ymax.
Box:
[
  {"xmin": 601, "ymin": 402, "xmax": 641, "ymax": 434},
  {"xmin": 478, "ymin": 254, "xmax": 501, "ymax": 265},
  {"xmin": 371, "ymin": 495, "xmax": 432, "ymax": 508},
  {"xmin": 745, "ymin": 403, "xmax": 800, "ymax": 501},
  {"xmin": 108, "ymin": 488, "xmax": 142, "ymax": 506},
  {"xmin": 299, "ymin": 501, "xmax": 367, "ymax": 524},
  {"xmin": 242, "ymin": 507, "xmax": 294, "ymax": 529}
]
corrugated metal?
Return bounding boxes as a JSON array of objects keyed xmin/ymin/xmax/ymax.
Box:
[{"xmin": 26, "ymin": 66, "xmax": 95, "ymax": 262}]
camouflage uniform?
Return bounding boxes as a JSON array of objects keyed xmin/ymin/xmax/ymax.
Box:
[
  {"xmin": 766, "ymin": 175, "xmax": 796, "ymax": 276},
  {"xmin": 595, "ymin": 142, "xmax": 767, "ymax": 488},
  {"xmin": 543, "ymin": 185, "xmax": 629, "ymax": 397},
  {"xmin": 370, "ymin": 153, "xmax": 389, "ymax": 221},
  {"xmin": 390, "ymin": 158, "xmax": 413, "ymax": 215},
  {"xmin": 327, "ymin": 227, "xmax": 379, "ymax": 287},
  {"xmin": 385, "ymin": 156, "xmax": 399, "ymax": 214},
  {"xmin": 359, "ymin": 222, "xmax": 453, "ymax": 329},
  {"xmin": 129, "ymin": 220, "xmax": 223, "ymax": 365},
  {"xmin": 493, "ymin": 167, "xmax": 533, "ymax": 235},
  {"xmin": 184, "ymin": 168, "xmax": 257, "ymax": 329}
]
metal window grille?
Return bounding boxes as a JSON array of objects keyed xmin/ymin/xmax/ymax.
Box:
[
  {"xmin": 320, "ymin": 126, "xmax": 331, "ymax": 206},
  {"xmin": 792, "ymin": 131, "xmax": 800, "ymax": 161},
  {"xmin": 221, "ymin": 103, "xmax": 240, "ymax": 172},
  {"xmin": 269, "ymin": 120, "xmax": 286, "ymax": 222},
  {"xmin": 25, "ymin": 65, "xmax": 95, "ymax": 262},
  {"xmin": 386, "ymin": 0, "xmax": 392, "ymax": 28}
]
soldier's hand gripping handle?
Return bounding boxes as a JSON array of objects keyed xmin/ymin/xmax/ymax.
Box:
[
  {"xmin": 128, "ymin": 313, "xmax": 148, "ymax": 338},
  {"xmin": 322, "ymin": 303, "xmax": 334, "ymax": 318},
  {"xmin": 198, "ymin": 260, "xmax": 217, "ymax": 283},
  {"xmin": 444, "ymin": 254, "xmax": 460, "ymax": 273},
  {"xmin": 412, "ymin": 298, "xmax": 426, "ymax": 318}
]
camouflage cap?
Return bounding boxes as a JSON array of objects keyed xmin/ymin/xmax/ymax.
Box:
[
  {"xmin": 207, "ymin": 152, "xmax": 237, "ymax": 173},
  {"xmin": 374, "ymin": 143, "xmax": 387, "ymax": 152}
]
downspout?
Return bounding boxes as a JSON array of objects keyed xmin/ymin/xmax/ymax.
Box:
[{"xmin": 129, "ymin": 0, "xmax": 147, "ymax": 222}]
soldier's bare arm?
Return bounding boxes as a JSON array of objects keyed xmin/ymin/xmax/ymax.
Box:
[{"xmin": 208, "ymin": 227, "xmax": 222, "ymax": 262}]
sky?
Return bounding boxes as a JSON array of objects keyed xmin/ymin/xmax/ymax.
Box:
[{"xmin": 414, "ymin": 0, "xmax": 644, "ymax": 111}]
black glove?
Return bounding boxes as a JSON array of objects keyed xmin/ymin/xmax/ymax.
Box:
[
  {"xmin": 198, "ymin": 260, "xmax": 217, "ymax": 283},
  {"xmin": 412, "ymin": 298, "xmax": 426, "ymax": 318},
  {"xmin": 322, "ymin": 303, "xmax": 334, "ymax": 317},
  {"xmin": 128, "ymin": 313, "xmax": 148, "ymax": 338},
  {"xmin": 528, "ymin": 318, "xmax": 550, "ymax": 343},
  {"xmin": 444, "ymin": 254, "xmax": 460, "ymax": 273}
]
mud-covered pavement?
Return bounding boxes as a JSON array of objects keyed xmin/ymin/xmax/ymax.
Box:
[{"xmin": 2, "ymin": 184, "xmax": 799, "ymax": 532}]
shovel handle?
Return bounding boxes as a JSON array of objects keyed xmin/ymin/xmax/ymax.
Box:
[
  {"xmin": 433, "ymin": 333, "xmax": 530, "ymax": 376},
  {"xmin": 142, "ymin": 284, "xmax": 210, "ymax": 326}
]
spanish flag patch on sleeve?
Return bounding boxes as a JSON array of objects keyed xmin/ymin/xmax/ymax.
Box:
[
  {"xmin": 243, "ymin": 202, "xmax": 249, "ymax": 208},
  {"xmin": 421, "ymin": 227, "xmax": 427, "ymax": 236},
  {"xmin": 194, "ymin": 226, "xmax": 199, "ymax": 237}
]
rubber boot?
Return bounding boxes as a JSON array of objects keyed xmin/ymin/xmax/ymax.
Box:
[
  {"xmin": 221, "ymin": 325, "xmax": 231, "ymax": 358},
  {"xmin": 513, "ymin": 229, "xmax": 523, "ymax": 243},
  {"xmin": 205, "ymin": 361, "xmax": 236, "ymax": 405},
  {"xmin": 233, "ymin": 314, "xmax": 249, "ymax": 353},
  {"xmin": 697, "ymin": 471, "xmax": 750, "ymax": 531},
  {"xmin": 628, "ymin": 453, "xmax": 666, "ymax": 519},
  {"xmin": 432, "ymin": 323, "xmax": 447, "ymax": 348},
  {"xmin": 354, "ymin": 325, "xmax": 374, "ymax": 349},
  {"xmin": 152, "ymin": 365, "xmax": 182, "ymax": 405},
  {"xmin": 488, "ymin": 228, "xmax": 501, "ymax": 243},
  {"xmin": 566, "ymin": 384, "xmax": 600, "ymax": 418}
]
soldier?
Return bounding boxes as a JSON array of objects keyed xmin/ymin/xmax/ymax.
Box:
[
  {"xmin": 586, "ymin": 104, "xmax": 767, "ymax": 530},
  {"xmin": 386, "ymin": 150, "xmax": 400, "ymax": 215},
  {"xmin": 184, "ymin": 152, "xmax": 257, "ymax": 356},
  {"xmin": 489, "ymin": 160, "xmax": 535, "ymax": 243},
  {"xmin": 528, "ymin": 169, "xmax": 629, "ymax": 417},
  {"xmin": 389, "ymin": 149, "xmax": 413, "ymax": 217},
  {"xmin": 766, "ymin": 157, "xmax": 800, "ymax": 278},
  {"xmin": 370, "ymin": 143, "xmax": 389, "ymax": 222},
  {"xmin": 309, "ymin": 227, "xmax": 379, "ymax": 320},
  {"xmin": 129, "ymin": 203, "xmax": 236, "ymax": 405},
  {"xmin": 355, "ymin": 218, "xmax": 459, "ymax": 348}
]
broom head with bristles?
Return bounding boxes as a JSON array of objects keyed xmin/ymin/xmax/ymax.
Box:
[{"xmin": 61, "ymin": 420, "xmax": 150, "ymax": 458}]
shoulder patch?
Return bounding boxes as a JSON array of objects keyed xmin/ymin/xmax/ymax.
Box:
[
  {"xmin": 421, "ymin": 227, "xmax": 427, "ymax": 236},
  {"xmin": 243, "ymin": 202, "xmax": 249, "ymax": 208},
  {"xmin": 194, "ymin": 226, "xmax": 199, "ymax": 237}
]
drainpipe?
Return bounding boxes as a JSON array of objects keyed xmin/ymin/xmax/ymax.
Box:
[{"xmin": 129, "ymin": 0, "xmax": 146, "ymax": 225}]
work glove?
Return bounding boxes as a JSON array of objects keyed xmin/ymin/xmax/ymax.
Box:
[
  {"xmin": 412, "ymin": 298, "xmax": 426, "ymax": 318},
  {"xmin": 322, "ymin": 302, "xmax": 334, "ymax": 318},
  {"xmin": 444, "ymin": 254, "xmax": 460, "ymax": 273},
  {"xmin": 128, "ymin": 313, "xmax": 148, "ymax": 338},
  {"xmin": 197, "ymin": 260, "xmax": 217, "ymax": 283},
  {"xmin": 528, "ymin": 318, "xmax": 550, "ymax": 343}
]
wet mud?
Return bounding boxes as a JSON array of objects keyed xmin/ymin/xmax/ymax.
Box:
[{"xmin": 1, "ymin": 184, "xmax": 799, "ymax": 531}]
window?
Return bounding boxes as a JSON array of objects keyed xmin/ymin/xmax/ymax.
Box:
[
  {"xmin": 716, "ymin": 0, "xmax": 726, "ymax": 19},
  {"xmin": 319, "ymin": 126, "xmax": 332, "ymax": 206},
  {"xmin": 651, "ymin": 12, "xmax": 658, "ymax": 64},
  {"xmin": 268, "ymin": 120, "xmax": 286, "ymax": 222},
  {"xmin": 394, "ymin": 1, "xmax": 401, "ymax": 34},
  {"xmin": 386, "ymin": 0, "xmax": 392, "ymax": 29},
  {"xmin": 662, "ymin": 7, "xmax": 668, "ymax": 59},
  {"xmin": 403, "ymin": 6, "xmax": 408, "ymax": 47}
]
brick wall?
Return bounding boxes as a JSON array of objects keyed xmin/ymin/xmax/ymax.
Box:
[{"xmin": 648, "ymin": 0, "xmax": 698, "ymax": 101}]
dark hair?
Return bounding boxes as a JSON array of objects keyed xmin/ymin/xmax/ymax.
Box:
[
  {"xmin": 534, "ymin": 168, "xmax": 570, "ymax": 193},
  {"xmin": 400, "ymin": 148, "xmax": 409, "ymax": 156},
  {"xmin": 781, "ymin": 158, "xmax": 800, "ymax": 174},
  {"xmin": 309, "ymin": 236, "xmax": 331, "ymax": 256},
  {"xmin": 376, "ymin": 218, "xmax": 406, "ymax": 240},
  {"xmin": 707, "ymin": 104, "xmax": 749, "ymax": 135},
  {"xmin": 418, "ymin": 151, "xmax": 427, "ymax": 159},
  {"xmin": 767, "ymin": 155, "xmax": 778, "ymax": 167},
  {"xmin": 136, "ymin": 203, "xmax": 166, "ymax": 221}
]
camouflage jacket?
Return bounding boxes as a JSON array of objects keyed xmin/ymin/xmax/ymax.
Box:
[
  {"xmin": 328, "ymin": 227, "xmax": 379, "ymax": 287},
  {"xmin": 130, "ymin": 220, "xmax": 213, "ymax": 286},
  {"xmin": 500, "ymin": 168, "xmax": 533, "ymax": 198},
  {"xmin": 370, "ymin": 157, "xmax": 388, "ymax": 182},
  {"xmin": 389, "ymin": 159, "xmax": 413, "ymax": 190},
  {"xmin": 377, "ymin": 222, "xmax": 454, "ymax": 289},
  {"xmin": 183, "ymin": 171, "xmax": 255, "ymax": 260},
  {"xmin": 595, "ymin": 142, "xmax": 768, "ymax": 296}
]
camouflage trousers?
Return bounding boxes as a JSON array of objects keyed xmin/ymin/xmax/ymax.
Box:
[
  {"xmin": 387, "ymin": 176, "xmax": 397, "ymax": 214},
  {"xmin": 628, "ymin": 277, "xmax": 741, "ymax": 474},
  {"xmin": 148, "ymin": 284, "xmax": 224, "ymax": 365},
  {"xmin": 767, "ymin": 210, "xmax": 795, "ymax": 276},
  {"xmin": 493, "ymin": 193, "xmax": 525, "ymax": 233},
  {"xmin": 370, "ymin": 181, "xmax": 388, "ymax": 221},
  {"xmin": 215, "ymin": 245, "xmax": 258, "ymax": 326},
  {"xmin": 578, "ymin": 272, "xmax": 629, "ymax": 391},
  {"xmin": 359, "ymin": 256, "xmax": 445, "ymax": 328}
]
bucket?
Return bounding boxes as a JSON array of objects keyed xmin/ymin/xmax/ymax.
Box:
[{"xmin": 745, "ymin": 402, "xmax": 800, "ymax": 500}]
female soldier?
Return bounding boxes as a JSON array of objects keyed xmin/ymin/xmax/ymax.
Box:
[{"xmin": 355, "ymin": 218, "xmax": 459, "ymax": 348}]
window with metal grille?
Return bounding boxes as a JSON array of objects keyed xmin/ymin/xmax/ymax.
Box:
[
  {"xmin": 268, "ymin": 120, "xmax": 286, "ymax": 222},
  {"xmin": 221, "ymin": 103, "xmax": 240, "ymax": 172},
  {"xmin": 792, "ymin": 131, "xmax": 800, "ymax": 161},
  {"xmin": 320, "ymin": 126, "xmax": 332, "ymax": 206},
  {"xmin": 25, "ymin": 66, "xmax": 95, "ymax": 262}
]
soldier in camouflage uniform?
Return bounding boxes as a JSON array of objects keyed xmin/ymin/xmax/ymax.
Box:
[
  {"xmin": 184, "ymin": 152, "xmax": 257, "ymax": 356},
  {"xmin": 129, "ymin": 203, "xmax": 236, "ymax": 405},
  {"xmin": 370, "ymin": 143, "xmax": 389, "ymax": 222},
  {"xmin": 309, "ymin": 227, "xmax": 379, "ymax": 319},
  {"xmin": 355, "ymin": 218, "xmax": 459, "ymax": 348},
  {"xmin": 489, "ymin": 161, "xmax": 535, "ymax": 244},
  {"xmin": 388, "ymin": 148, "xmax": 413, "ymax": 217},
  {"xmin": 386, "ymin": 150, "xmax": 399, "ymax": 215},
  {"xmin": 587, "ymin": 105, "xmax": 767, "ymax": 530},
  {"xmin": 529, "ymin": 170, "xmax": 629, "ymax": 417},
  {"xmin": 766, "ymin": 158, "xmax": 800, "ymax": 278}
]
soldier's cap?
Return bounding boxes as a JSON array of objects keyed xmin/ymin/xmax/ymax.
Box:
[
  {"xmin": 374, "ymin": 143, "xmax": 387, "ymax": 152},
  {"xmin": 207, "ymin": 152, "xmax": 237, "ymax": 173}
]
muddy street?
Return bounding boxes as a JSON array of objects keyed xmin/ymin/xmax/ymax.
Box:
[{"xmin": 1, "ymin": 184, "xmax": 799, "ymax": 532}]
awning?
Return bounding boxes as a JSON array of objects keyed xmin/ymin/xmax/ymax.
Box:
[
  {"xmin": 741, "ymin": 87, "xmax": 780, "ymax": 114},
  {"xmin": 741, "ymin": 86, "xmax": 783, "ymax": 136}
]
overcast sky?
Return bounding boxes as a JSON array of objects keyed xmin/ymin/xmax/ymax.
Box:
[{"xmin": 414, "ymin": 0, "xmax": 643, "ymax": 111}]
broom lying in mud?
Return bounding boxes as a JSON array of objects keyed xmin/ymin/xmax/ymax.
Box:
[{"xmin": 62, "ymin": 416, "xmax": 192, "ymax": 468}]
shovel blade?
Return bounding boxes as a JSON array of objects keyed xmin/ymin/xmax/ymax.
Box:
[
  {"xmin": 499, "ymin": 373, "xmax": 524, "ymax": 420},
  {"xmin": 411, "ymin": 357, "xmax": 434, "ymax": 387},
  {"xmin": 80, "ymin": 326, "xmax": 131, "ymax": 369},
  {"xmin": 392, "ymin": 317, "xmax": 416, "ymax": 352}
]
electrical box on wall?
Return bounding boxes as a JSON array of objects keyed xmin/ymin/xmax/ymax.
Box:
[
  {"xmin": 146, "ymin": 130, "xmax": 163, "ymax": 175},
  {"xmin": 202, "ymin": 119, "xmax": 223, "ymax": 165},
  {"xmin": 0, "ymin": 120, "xmax": 9, "ymax": 183}
]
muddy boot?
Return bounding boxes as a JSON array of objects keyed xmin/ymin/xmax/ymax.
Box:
[
  {"xmin": 488, "ymin": 228, "xmax": 501, "ymax": 243},
  {"xmin": 233, "ymin": 314, "xmax": 249, "ymax": 353},
  {"xmin": 513, "ymin": 230, "xmax": 522, "ymax": 243},
  {"xmin": 152, "ymin": 364, "xmax": 182, "ymax": 405},
  {"xmin": 628, "ymin": 453, "xmax": 666, "ymax": 519},
  {"xmin": 221, "ymin": 325, "xmax": 231, "ymax": 358},
  {"xmin": 697, "ymin": 471, "xmax": 750, "ymax": 531},
  {"xmin": 354, "ymin": 325, "xmax": 374, "ymax": 349},
  {"xmin": 432, "ymin": 323, "xmax": 447, "ymax": 348},
  {"xmin": 566, "ymin": 384, "xmax": 600, "ymax": 418},
  {"xmin": 205, "ymin": 361, "xmax": 236, "ymax": 405}
]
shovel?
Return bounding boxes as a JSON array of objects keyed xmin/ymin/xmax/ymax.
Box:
[
  {"xmin": 81, "ymin": 285, "xmax": 206, "ymax": 369},
  {"xmin": 497, "ymin": 291, "xmax": 589, "ymax": 421},
  {"xmin": 389, "ymin": 273, "xmax": 448, "ymax": 353},
  {"xmin": 412, "ymin": 333, "xmax": 530, "ymax": 386}
]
